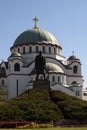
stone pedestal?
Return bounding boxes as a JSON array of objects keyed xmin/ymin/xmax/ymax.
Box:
[{"xmin": 33, "ymin": 79, "xmax": 50, "ymax": 91}]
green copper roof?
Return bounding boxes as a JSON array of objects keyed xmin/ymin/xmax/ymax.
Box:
[
  {"xmin": 30, "ymin": 62, "xmax": 64, "ymax": 74},
  {"xmin": 68, "ymin": 55, "xmax": 79, "ymax": 61},
  {"xmin": 46, "ymin": 62, "xmax": 64, "ymax": 73},
  {"xmin": 13, "ymin": 28, "xmax": 59, "ymax": 47}
]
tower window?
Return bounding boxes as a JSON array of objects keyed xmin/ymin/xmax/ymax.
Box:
[
  {"xmin": 73, "ymin": 65, "xmax": 78, "ymax": 73},
  {"xmin": 14, "ymin": 63, "xmax": 20, "ymax": 71}
]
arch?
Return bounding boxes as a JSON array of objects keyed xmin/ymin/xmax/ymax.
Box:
[
  {"xmin": 14, "ymin": 63, "xmax": 20, "ymax": 71},
  {"xmin": 46, "ymin": 57, "xmax": 66, "ymax": 72},
  {"xmin": 73, "ymin": 65, "xmax": 78, "ymax": 73}
]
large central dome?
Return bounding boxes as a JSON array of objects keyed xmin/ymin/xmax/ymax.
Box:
[{"xmin": 13, "ymin": 28, "xmax": 59, "ymax": 47}]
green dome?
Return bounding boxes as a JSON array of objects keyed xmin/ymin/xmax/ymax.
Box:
[
  {"xmin": 68, "ymin": 55, "xmax": 79, "ymax": 61},
  {"xmin": 13, "ymin": 28, "xmax": 58, "ymax": 47},
  {"xmin": 30, "ymin": 62, "xmax": 64, "ymax": 74},
  {"xmin": 46, "ymin": 62, "xmax": 64, "ymax": 73}
]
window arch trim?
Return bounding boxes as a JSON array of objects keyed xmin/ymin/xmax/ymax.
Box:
[{"xmin": 14, "ymin": 63, "xmax": 20, "ymax": 71}]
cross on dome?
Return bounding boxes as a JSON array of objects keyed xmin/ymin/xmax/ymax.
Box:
[
  {"xmin": 33, "ymin": 16, "xmax": 39, "ymax": 29},
  {"xmin": 72, "ymin": 51, "xmax": 75, "ymax": 56}
]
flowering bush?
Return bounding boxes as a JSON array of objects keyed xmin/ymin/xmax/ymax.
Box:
[
  {"xmin": 17, "ymin": 122, "xmax": 39, "ymax": 129},
  {"xmin": 17, "ymin": 122, "xmax": 53, "ymax": 129}
]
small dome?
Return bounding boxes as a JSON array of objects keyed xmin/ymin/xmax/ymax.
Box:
[
  {"xmin": 46, "ymin": 62, "xmax": 64, "ymax": 73},
  {"xmin": 68, "ymin": 52, "xmax": 79, "ymax": 61},
  {"xmin": 30, "ymin": 62, "xmax": 64, "ymax": 74},
  {"xmin": 68, "ymin": 55, "xmax": 79, "ymax": 60},
  {"xmin": 71, "ymin": 81, "xmax": 80, "ymax": 86},
  {"xmin": 13, "ymin": 28, "xmax": 59, "ymax": 47}
]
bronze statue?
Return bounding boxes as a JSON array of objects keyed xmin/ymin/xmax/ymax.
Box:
[{"xmin": 35, "ymin": 51, "xmax": 46, "ymax": 80}]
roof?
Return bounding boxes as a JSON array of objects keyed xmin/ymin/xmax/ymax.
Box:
[
  {"xmin": 68, "ymin": 55, "xmax": 79, "ymax": 61},
  {"xmin": 46, "ymin": 62, "xmax": 64, "ymax": 73},
  {"xmin": 12, "ymin": 28, "xmax": 59, "ymax": 47},
  {"xmin": 30, "ymin": 62, "xmax": 64, "ymax": 74},
  {"xmin": 9, "ymin": 52, "xmax": 22, "ymax": 57}
]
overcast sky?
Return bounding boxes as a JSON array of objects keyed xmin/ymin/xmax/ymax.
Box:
[{"xmin": 0, "ymin": 0, "xmax": 87, "ymax": 87}]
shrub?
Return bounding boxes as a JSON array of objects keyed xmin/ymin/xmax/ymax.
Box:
[{"xmin": 17, "ymin": 122, "xmax": 53, "ymax": 129}]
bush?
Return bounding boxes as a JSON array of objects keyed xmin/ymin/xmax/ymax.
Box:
[
  {"xmin": 50, "ymin": 90, "xmax": 87, "ymax": 120},
  {"xmin": 1, "ymin": 89, "xmax": 87, "ymax": 123},
  {"xmin": 17, "ymin": 122, "xmax": 53, "ymax": 129}
]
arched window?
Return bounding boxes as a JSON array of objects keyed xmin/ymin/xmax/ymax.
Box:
[
  {"xmin": 73, "ymin": 65, "xmax": 78, "ymax": 73},
  {"xmin": 36, "ymin": 46, "xmax": 39, "ymax": 53},
  {"xmin": 18, "ymin": 48, "xmax": 20, "ymax": 53},
  {"xmin": 42, "ymin": 46, "xmax": 45, "ymax": 53},
  {"xmin": 54, "ymin": 48, "xmax": 56, "ymax": 54},
  {"xmin": 23, "ymin": 47, "xmax": 25, "ymax": 54},
  {"xmin": 58, "ymin": 76, "xmax": 60, "ymax": 83},
  {"xmin": 52, "ymin": 76, "xmax": 55, "ymax": 82},
  {"xmin": 49, "ymin": 47, "xmax": 51, "ymax": 54},
  {"xmin": 14, "ymin": 63, "xmax": 20, "ymax": 71},
  {"xmin": 76, "ymin": 91, "xmax": 80, "ymax": 96},
  {"xmin": 29, "ymin": 46, "xmax": 32, "ymax": 53}
]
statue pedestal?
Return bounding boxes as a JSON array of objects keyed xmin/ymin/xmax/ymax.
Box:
[{"xmin": 33, "ymin": 79, "xmax": 50, "ymax": 91}]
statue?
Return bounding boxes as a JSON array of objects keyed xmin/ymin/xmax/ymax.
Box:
[{"xmin": 35, "ymin": 51, "xmax": 46, "ymax": 80}]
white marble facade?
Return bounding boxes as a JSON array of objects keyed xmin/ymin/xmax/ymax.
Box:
[{"xmin": 0, "ymin": 18, "xmax": 85, "ymax": 100}]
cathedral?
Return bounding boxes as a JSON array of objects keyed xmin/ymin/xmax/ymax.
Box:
[{"xmin": 0, "ymin": 17, "xmax": 86, "ymax": 100}]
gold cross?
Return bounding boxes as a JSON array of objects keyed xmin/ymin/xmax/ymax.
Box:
[{"xmin": 33, "ymin": 16, "xmax": 39, "ymax": 28}]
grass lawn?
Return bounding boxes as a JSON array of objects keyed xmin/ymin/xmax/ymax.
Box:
[{"xmin": 0, "ymin": 128, "xmax": 87, "ymax": 130}]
